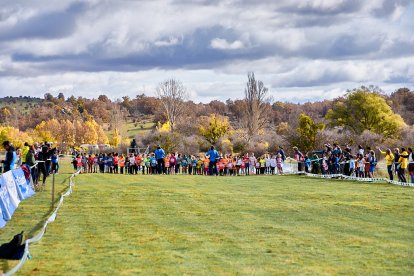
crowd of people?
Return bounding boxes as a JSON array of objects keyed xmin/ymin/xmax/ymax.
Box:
[
  {"xmin": 293, "ymin": 143, "xmax": 414, "ymax": 183},
  {"xmin": 2, "ymin": 140, "xmax": 413, "ymax": 184},
  {"xmin": 1, "ymin": 141, "xmax": 60, "ymax": 188},
  {"xmin": 72, "ymin": 145, "xmax": 287, "ymax": 177},
  {"xmin": 71, "ymin": 143, "xmax": 414, "ymax": 183}
]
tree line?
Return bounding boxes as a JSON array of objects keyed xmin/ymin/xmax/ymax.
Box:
[{"xmin": 0, "ymin": 74, "xmax": 413, "ymax": 155}]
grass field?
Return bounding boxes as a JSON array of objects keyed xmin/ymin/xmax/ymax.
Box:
[
  {"xmin": 123, "ymin": 121, "xmax": 155, "ymax": 139},
  {"xmin": 105, "ymin": 121, "xmax": 155, "ymax": 140},
  {"xmin": 0, "ymin": 161, "xmax": 413, "ymax": 275}
]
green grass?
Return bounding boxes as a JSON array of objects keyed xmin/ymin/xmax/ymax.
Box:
[
  {"xmin": 105, "ymin": 120, "xmax": 155, "ymax": 139},
  {"xmin": 1, "ymin": 162, "xmax": 413, "ymax": 275},
  {"xmin": 0, "ymin": 98, "xmax": 42, "ymax": 115},
  {"xmin": 123, "ymin": 121, "xmax": 154, "ymax": 138}
]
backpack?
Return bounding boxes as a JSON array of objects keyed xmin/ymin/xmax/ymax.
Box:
[{"xmin": 0, "ymin": 231, "xmax": 26, "ymax": 260}]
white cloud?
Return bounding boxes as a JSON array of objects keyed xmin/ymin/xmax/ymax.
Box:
[
  {"xmin": 0, "ymin": 0, "xmax": 413, "ymax": 102},
  {"xmin": 210, "ymin": 38, "xmax": 244, "ymax": 50}
]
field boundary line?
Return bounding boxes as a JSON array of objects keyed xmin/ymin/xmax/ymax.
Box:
[
  {"xmin": 297, "ymin": 172, "xmax": 414, "ymax": 187},
  {"xmin": 2, "ymin": 170, "xmax": 81, "ymax": 276}
]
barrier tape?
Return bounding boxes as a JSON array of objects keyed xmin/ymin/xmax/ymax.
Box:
[
  {"xmin": 2, "ymin": 170, "xmax": 80, "ymax": 276},
  {"xmin": 298, "ymin": 172, "xmax": 414, "ymax": 187}
]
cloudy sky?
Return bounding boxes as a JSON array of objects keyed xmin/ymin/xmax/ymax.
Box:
[{"xmin": 0, "ymin": 0, "xmax": 413, "ymax": 103}]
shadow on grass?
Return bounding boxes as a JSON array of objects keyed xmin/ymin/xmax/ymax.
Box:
[
  {"xmin": 1, "ymin": 173, "xmax": 74, "ymax": 274},
  {"xmin": 27, "ymin": 174, "xmax": 71, "ymax": 238}
]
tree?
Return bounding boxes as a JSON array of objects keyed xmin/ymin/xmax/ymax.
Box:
[
  {"xmin": 121, "ymin": 96, "xmax": 132, "ymax": 109},
  {"xmin": 83, "ymin": 120, "xmax": 99, "ymax": 144},
  {"xmin": 208, "ymin": 100, "xmax": 228, "ymax": 115},
  {"xmin": 98, "ymin": 95, "xmax": 110, "ymax": 103},
  {"xmin": 389, "ymin": 88, "xmax": 414, "ymax": 125},
  {"xmin": 35, "ymin": 121, "xmax": 57, "ymax": 142},
  {"xmin": 156, "ymin": 79, "xmax": 188, "ymax": 132},
  {"xmin": 198, "ymin": 114, "xmax": 230, "ymax": 144},
  {"xmin": 0, "ymin": 126, "xmax": 33, "ymax": 148},
  {"xmin": 110, "ymin": 128, "xmax": 121, "ymax": 147},
  {"xmin": 326, "ymin": 89, "xmax": 406, "ymax": 138},
  {"xmin": 295, "ymin": 113, "xmax": 325, "ymax": 153},
  {"xmin": 44, "ymin": 93, "xmax": 54, "ymax": 101},
  {"xmin": 244, "ymin": 72, "xmax": 271, "ymax": 138},
  {"xmin": 0, "ymin": 107, "xmax": 12, "ymax": 124},
  {"xmin": 57, "ymin": 92, "xmax": 65, "ymax": 101},
  {"xmin": 95, "ymin": 123, "xmax": 109, "ymax": 144},
  {"xmin": 58, "ymin": 119, "xmax": 75, "ymax": 148}
]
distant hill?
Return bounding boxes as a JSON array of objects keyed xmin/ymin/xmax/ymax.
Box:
[{"xmin": 0, "ymin": 87, "xmax": 413, "ymax": 136}]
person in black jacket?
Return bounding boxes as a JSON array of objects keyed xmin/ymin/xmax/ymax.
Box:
[
  {"xmin": 37, "ymin": 145, "xmax": 50, "ymax": 187},
  {"xmin": 1, "ymin": 141, "xmax": 17, "ymax": 172}
]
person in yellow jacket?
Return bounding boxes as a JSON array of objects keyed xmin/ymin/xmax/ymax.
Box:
[
  {"xmin": 397, "ymin": 148, "xmax": 409, "ymax": 183},
  {"xmin": 377, "ymin": 147, "xmax": 394, "ymax": 180},
  {"xmin": 21, "ymin": 142, "xmax": 30, "ymax": 164}
]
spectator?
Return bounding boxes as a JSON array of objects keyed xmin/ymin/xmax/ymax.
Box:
[
  {"xmin": 293, "ymin": 146, "xmax": 304, "ymax": 172},
  {"xmin": 368, "ymin": 150, "xmax": 377, "ymax": 178},
  {"xmin": 21, "ymin": 142, "xmax": 30, "ymax": 164},
  {"xmin": 393, "ymin": 148, "xmax": 400, "ymax": 178},
  {"xmin": 26, "ymin": 145, "xmax": 37, "ymax": 183},
  {"xmin": 206, "ymin": 145, "xmax": 219, "ymax": 176},
  {"xmin": 51, "ymin": 149, "xmax": 59, "ymax": 173},
  {"xmin": 310, "ymin": 153, "xmax": 319, "ymax": 174},
  {"xmin": 154, "ymin": 145, "xmax": 165, "ymax": 174},
  {"xmin": 408, "ymin": 148, "xmax": 413, "ymax": 184},
  {"xmin": 358, "ymin": 145, "xmax": 364, "ymax": 155},
  {"xmin": 277, "ymin": 146, "xmax": 286, "ymax": 161},
  {"xmin": 397, "ymin": 148, "xmax": 409, "ymax": 183},
  {"xmin": 342, "ymin": 148, "xmax": 351, "ymax": 176},
  {"xmin": 37, "ymin": 145, "xmax": 50, "ymax": 186},
  {"xmin": 378, "ymin": 147, "xmax": 394, "ymax": 181},
  {"xmin": 15, "ymin": 147, "xmax": 22, "ymax": 167},
  {"xmin": 1, "ymin": 141, "xmax": 17, "ymax": 172},
  {"xmin": 130, "ymin": 139, "xmax": 137, "ymax": 154}
]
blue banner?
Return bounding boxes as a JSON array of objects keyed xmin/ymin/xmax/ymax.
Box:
[
  {"xmin": 0, "ymin": 202, "xmax": 6, "ymax": 228},
  {"xmin": 0, "ymin": 167, "xmax": 35, "ymax": 228},
  {"xmin": 2, "ymin": 171, "xmax": 21, "ymax": 208},
  {"xmin": 12, "ymin": 167, "xmax": 35, "ymax": 200},
  {"xmin": 0, "ymin": 175, "xmax": 17, "ymax": 221}
]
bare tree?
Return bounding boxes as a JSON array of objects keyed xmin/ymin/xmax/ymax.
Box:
[
  {"xmin": 244, "ymin": 72, "xmax": 271, "ymax": 137},
  {"xmin": 156, "ymin": 79, "xmax": 188, "ymax": 132}
]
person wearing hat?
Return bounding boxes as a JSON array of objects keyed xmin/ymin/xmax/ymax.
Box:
[{"xmin": 154, "ymin": 145, "xmax": 166, "ymax": 174}]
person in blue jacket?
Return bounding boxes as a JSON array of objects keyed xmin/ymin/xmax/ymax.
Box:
[
  {"xmin": 154, "ymin": 145, "xmax": 165, "ymax": 174},
  {"xmin": 1, "ymin": 141, "xmax": 17, "ymax": 172},
  {"xmin": 206, "ymin": 145, "xmax": 219, "ymax": 176}
]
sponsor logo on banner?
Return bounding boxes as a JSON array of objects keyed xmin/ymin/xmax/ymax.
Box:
[
  {"xmin": 0, "ymin": 176, "xmax": 17, "ymax": 221},
  {"xmin": 2, "ymin": 171, "xmax": 21, "ymax": 208},
  {"xmin": 12, "ymin": 168, "xmax": 35, "ymax": 200}
]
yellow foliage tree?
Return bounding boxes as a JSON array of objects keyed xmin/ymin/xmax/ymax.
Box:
[
  {"xmin": 0, "ymin": 126, "xmax": 33, "ymax": 148},
  {"xmin": 326, "ymin": 89, "xmax": 406, "ymax": 138},
  {"xmin": 158, "ymin": 121, "xmax": 172, "ymax": 133},
  {"xmin": 110, "ymin": 128, "xmax": 121, "ymax": 147},
  {"xmin": 83, "ymin": 120, "xmax": 99, "ymax": 144},
  {"xmin": 58, "ymin": 119, "xmax": 75, "ymax": 147},
  {"xmin": 35, "ymin": 121, "xmax": 57, "ymax": 143},
  {"xmin": 199, "ymin": 114, "xmax": 230, "ymax": 144},
  {"xmin": 122, "ymin": 137, "xmax": 131, "ymax": 146},
  {"xmin": 95, "ymin": 123, "xmax": 109, "ymax": 144}
]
